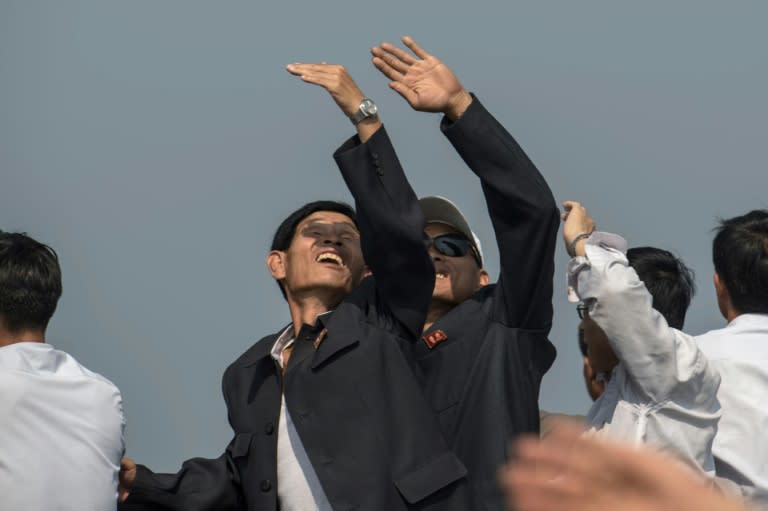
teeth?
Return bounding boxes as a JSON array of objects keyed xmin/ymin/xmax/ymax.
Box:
[
  {"xmin": 317, "ymin": 253, "xmax": 344, "ymax": 266},
  {"xmin": 436, "ymin": 272, "xmax": 448, "ymax": 279}
]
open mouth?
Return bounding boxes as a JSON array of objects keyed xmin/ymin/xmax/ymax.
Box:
[
  {"xmin": 316, "ymin": 252, "xmax": 345, "ymax": 267},
  {"xmin": 435, "ymin": 271, "xmax": 449, "ymax": 280}
]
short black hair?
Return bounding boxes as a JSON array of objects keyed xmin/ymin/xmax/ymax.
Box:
[
  {"xmin": 712, "ymin": 209, "xmax": 768, "ymax": 315},
  {"xmin": 0, "ymin": 231, "xmax": 63, "ymax": 334},
  {"xmin": 627, "ymin": 247, "xmax": 695, "ymax": 329},
  {"xmin": 270, "ymin": 201, "xmax": 357, "ymax": 299}
]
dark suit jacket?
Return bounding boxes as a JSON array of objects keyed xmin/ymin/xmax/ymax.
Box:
[
  {"xmin": 411, "ymin": 98, "xmax": 560, "ymax": 510},
  {"xmin": 121, "ymin": 127, "xmax": 468, "ymax": 511}
]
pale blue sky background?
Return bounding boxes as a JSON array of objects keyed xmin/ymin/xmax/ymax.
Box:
[{"xmin": 2, "ymin": 0, "xmax": 766, "ymax": 470}]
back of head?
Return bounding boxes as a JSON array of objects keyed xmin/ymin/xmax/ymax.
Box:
[
  {"xmin": 0, "ymin": 231, "xmax": 62, "ymax": 334},
  {"xmin": 712, "ymin": 209, "xmax": 768, "ymax": 315},
  {"xmin": 270, "ymin": 200, "xmax": 357, "ymax": 299},
  {"xmin": 627, "ymin": 247, "xmax": 695, "ymax": 329}
]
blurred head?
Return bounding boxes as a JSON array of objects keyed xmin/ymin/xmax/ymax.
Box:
[
  {"xmin": 420, "ymin": 196, "xmax": 488, "ymax": 308},
  {"xmin": 0, "ymin": 231, "xmax": 62, "ymax": 337},
  {"xmin": 579, "ymin": 247, "xmax": 695, "ymax": 377},
  {"xmin": 712, "ymin": 210, "xmax": 768, "ymax": 319},
  {"xmin": 266, "ymin": 201, "xmax": 366, "ymax": 305}
]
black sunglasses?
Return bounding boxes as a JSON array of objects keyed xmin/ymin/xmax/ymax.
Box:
[
  {"xmin": 425, "ymin": 233, "xmax": 481, "ymax": 266},
  {"xmin": 577, "ymin": 303, "xmax": 589, "ymax": 320}
]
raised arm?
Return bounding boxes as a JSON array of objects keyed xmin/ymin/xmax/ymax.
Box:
[
  {"xmin": 286, "ymin": 63, "xmax": 434, "ymax": 338},
  {"xmin": 372, "ymin": 37, "xmax": 560, "ymax": 330},
  {"xmin": 562, "ymin": 201, "xmax": 719, "ymax": 402}
]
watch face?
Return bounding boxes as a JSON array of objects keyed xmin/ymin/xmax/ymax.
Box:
[{"xmin": 361, "ymin": 99, "xmax": 378, "ymax": 116}]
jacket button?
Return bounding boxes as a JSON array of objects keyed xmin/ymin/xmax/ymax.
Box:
[
  {"xmin": 264, "ymin": 422, "xmax": 274, "ymax": 435},
  {"xmin": 260, "ymin": 479, "xmax": 272, "ymax": 492}
]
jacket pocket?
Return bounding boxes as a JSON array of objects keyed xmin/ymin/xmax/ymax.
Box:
[{"xmin": 394, "ymin": 452, "xmax": 467, "ymax": 504}]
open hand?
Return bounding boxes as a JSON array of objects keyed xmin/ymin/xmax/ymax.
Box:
[
  {"xmin": 286, "ymin": 63, "xmax": 366, "ymax": 119},
  {"xmin": 371, "ymin": 36, "xmax": 472, "ymax": 119},
  {"xmin": 499, "ymin": 422, "xmax": 745, "ymax": 511}
]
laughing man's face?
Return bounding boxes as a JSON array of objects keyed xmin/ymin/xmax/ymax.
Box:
[{"xmin": 275, "ymin": 211, "xmax": 366, "ymax": 303}]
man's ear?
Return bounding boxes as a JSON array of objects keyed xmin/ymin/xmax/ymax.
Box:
[
  {"xmin": 478, "ymin": 269, "xmax": 490, "ymax": 287},
  {"xmin": 267, "ymin": 250, "xmax": 286, "ymax": 280},
  {"xmin": 713, "ymin": 272, "xmax": 726, "ymax": 299},
  {"xmin": 713, "ymin": 272, "xmax": 738, "ymax": 321}
]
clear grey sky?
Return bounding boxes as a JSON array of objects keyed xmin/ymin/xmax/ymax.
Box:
[{"xmin": 2, "ymin": 0, "xmax": 766, "ymax": 470}]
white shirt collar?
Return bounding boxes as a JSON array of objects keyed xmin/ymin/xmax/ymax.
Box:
[
  {"xmin": 727, "ymin": 313, "xmax": 768, "ymax": 328},
  {"xmin": 269, "ymin": 310, "xmax": 335, "ymax": 369},
  {"xmin": 270, "ymin": 325, "xmax": 295, "ymax": 369}
]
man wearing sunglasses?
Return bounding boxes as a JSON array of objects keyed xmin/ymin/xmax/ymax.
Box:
[
  {"xmin": 372, "ymin": 37, "xmax": 559, "ymax": 510},
  {"xmin": 118, "ymin": 63, "xmax": 470, "ymax": 511}
]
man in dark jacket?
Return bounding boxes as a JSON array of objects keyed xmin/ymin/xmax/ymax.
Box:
[
  {"xmin": 372, "ymin": 37, "xmax": 560, "ymax": 510},
  {"xmin": 118, "ymin": 64, "xmax": 468, "ymax": 510}
]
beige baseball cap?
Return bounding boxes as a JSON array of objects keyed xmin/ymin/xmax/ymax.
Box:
[{"xmin": 419, "ymin": 195, "xmax": 484, "ymax": 265}]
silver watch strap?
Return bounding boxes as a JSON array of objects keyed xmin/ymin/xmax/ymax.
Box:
[{"xmin": 350, "ymin": 109, "xmax": 368, "ymax": 125}]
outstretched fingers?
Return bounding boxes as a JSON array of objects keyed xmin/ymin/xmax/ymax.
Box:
[
  {"xmin": 379, "ymin": 41, "xmax": 418, "ymax": 66},
  {"xmin": 373, "ymin": 48, "xmax": 410, "ymax": 74},
  {"xmin": 286, "ymin": 63, "xmax": 343, "ymax": 89},
  {"xmin": 402, "ymin": 36, "xmax": 431, "ymax": 59},
  {"xmin": 371, "ymin": 55, "xmax": 403, "ymax": 82},
  {"xmin": 286, "ymin": 63, "xmax": 337, "ymax": 77}
]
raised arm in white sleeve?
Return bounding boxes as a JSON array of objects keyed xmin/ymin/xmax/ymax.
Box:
[{"xmin": 568, "ymin": 232, "xmax": 719, "ymax": 406}]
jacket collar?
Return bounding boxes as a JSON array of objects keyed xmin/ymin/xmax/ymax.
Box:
[{"xmin": 241, "ymin": 310, "xmax": 343, "ymax": 368}]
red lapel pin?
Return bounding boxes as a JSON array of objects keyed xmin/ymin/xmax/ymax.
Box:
[{"xmin": 423, "ymin": 330, "xmax": 448, "ymax": 349}]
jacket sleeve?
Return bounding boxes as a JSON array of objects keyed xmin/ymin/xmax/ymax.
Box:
[
  {"xmin": 333, "ymin": 126, "xmax": 435, "ymax": 339},
  {"xmin": 119, "ymin": 452, "xmax": 242, "ymax": 511},
  {"xmin": 440, "ymin": 97, "xmax": 560, "ymax": 331},
  {"xmin": 568, "ymin": 232, "xmax": 721, "ymax": 404},
  {"xmin": 119, "ymin": 366, "xmax": 245, "ymax": 511}
]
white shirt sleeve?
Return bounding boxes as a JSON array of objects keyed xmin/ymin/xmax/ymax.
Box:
[{"xmin": 567, "ymin": 232, "xmax": 720, "ymax": 404}]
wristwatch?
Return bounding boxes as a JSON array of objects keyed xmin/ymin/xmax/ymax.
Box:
[{"xmin": 350, "ymin": 98, "xmax": 379, "ymax": 125}]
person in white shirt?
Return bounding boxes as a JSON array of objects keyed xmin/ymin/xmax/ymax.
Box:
[
  {"xmin": 560, "ymin": 201, "xmax": 721, "ymax": 475},
  {"xmin": 695, "ymin": 209, "xmax": 768, "ymax": 504},
  {"xmin": 0, "ymin": 231, "xmax": 125, "ymax": 510}
]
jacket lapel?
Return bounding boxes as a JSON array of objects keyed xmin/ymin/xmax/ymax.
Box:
[{"xmin": 310, "ymin": 305, "xmax": 360, "ymax": 369}]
